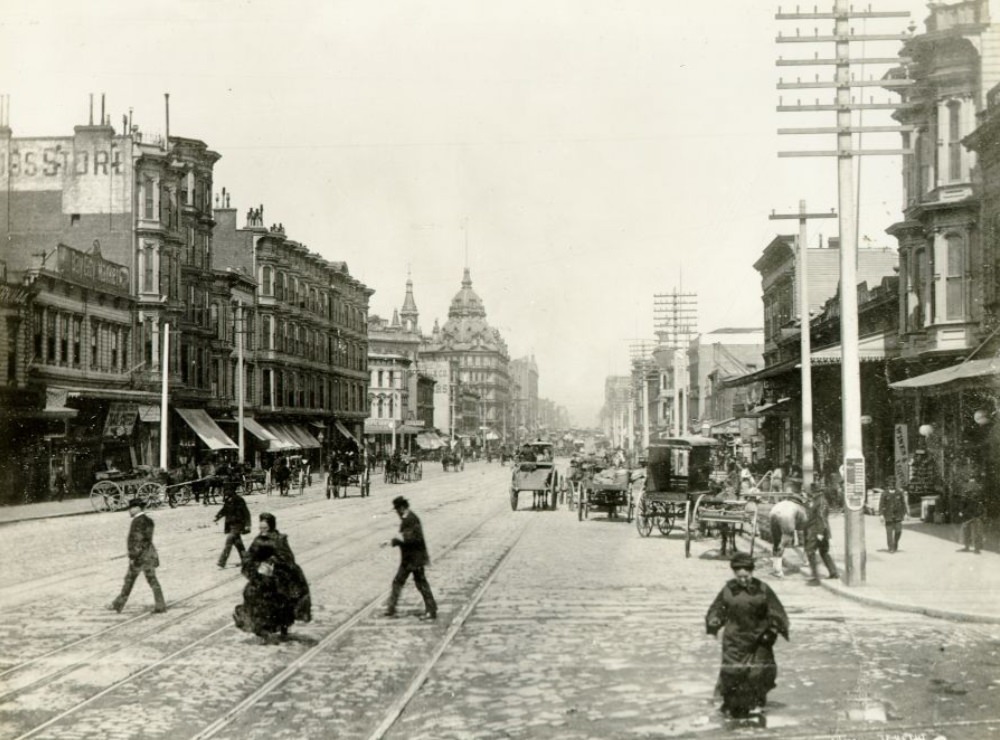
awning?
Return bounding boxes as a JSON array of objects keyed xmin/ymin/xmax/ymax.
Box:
[
  {"xmin": 285, "ymin": 424, "xmax": 321, "ymax": 449},
  {"xmin": 708, "ymin": 417, "xmax": 740, "ymax": 435},
  {"xmin": 43, "ymin": 388, "xmax": 78, "ymax": 419},
  {"xmin": 103, "ymin": 402, "xmax": 138, "ymax": 438},
  {"xmin": 811, "ymin": 332, "xmax": 893, "ymax": 364},
  {"xmin": 176, "ymin": 408, "xmax": 238, "ymax": 450},
  {"xmin": 890, "ymin": 357, "xmax": 1000, "ymax": 392},
  {"xmin": 243, "ymin": 418, "xmax": 279, "ymax": 444},
  {"xmin": 335, "ymin": 420, "xmax": 361, "ymax": 447},
  {"xmin": 262, "ymin": 423, "xmax": 298, "ymax": 451},
  {"xmin": 398, "ymin": 423, "xmax": 424, "ymax": 435},
  {"xmin": 415, "ymin": 433, "xmax": 437, "ymax": 450},
  {"xmin": 750, "ymin": 397, "xmax": 791, "ymax": 416}
]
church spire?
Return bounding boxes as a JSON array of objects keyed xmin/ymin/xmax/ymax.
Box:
[{"xmin": 400, "ymin": 273, "xmax": 419, "ymax": 331}]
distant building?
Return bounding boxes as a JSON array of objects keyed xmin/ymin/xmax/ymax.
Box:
[
  {"xmin": 421, "ymin": 268, "xmax": 511, "ymax": 443},
  {"xmin": 509, "ymin": 355, "xmax": 539, "ymax": 439}
]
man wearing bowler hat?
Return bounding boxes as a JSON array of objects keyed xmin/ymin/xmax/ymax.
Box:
[
  {"xmin": 383, "ymin": 496, "xmax": 437, "ymax": 620},
  {"xmin": 108, "ymin": 498, "xmax": 167, "ymax": 614}
]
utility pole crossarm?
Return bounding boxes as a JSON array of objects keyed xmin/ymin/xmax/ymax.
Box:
[
  {"xmin": 777, "ymin": 56, "xmax": 910, "ymax": 66},
  {"xmin": 777, "ymin": 102, "xmax": 900, "ymax": 111},
  {"xmin": 779, "ymin": 125, "xmax": 915, "ymax": 135},
  {"xmin": 777, "ymin": 33, "xmax": 911, "ymax": 43},
  {"xmin": 778, "ymin": 149, "xmax": 913, "ymax": 157},
  {"xmin": 777, "ymin": 80, "xmax": 913, "ymax": 89},
  {"xmin": 776, "ymin": 10, "xmax": 910, "ymax": 20}
]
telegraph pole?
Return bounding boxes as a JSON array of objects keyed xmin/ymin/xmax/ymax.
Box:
[
  {"xmin": 776, "ymin": 1, "xmax": 911, "ymax": 585},
  {"xmin": 654, "ymin": 290, "xmax": 697, "ymax": 435},
  {"xmin": 769, "ymin": 201, "xmax": 837, "ymax": 492}
]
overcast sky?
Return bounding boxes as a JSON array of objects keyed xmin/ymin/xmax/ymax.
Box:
[{"xmin": 2, "ymin": 0, "xmax": 932, "ymax": 424}]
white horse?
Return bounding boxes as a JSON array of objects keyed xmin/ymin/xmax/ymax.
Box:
[{"xmin": 767, "ymin": 498, "xmax": 806, "ymax": 577}]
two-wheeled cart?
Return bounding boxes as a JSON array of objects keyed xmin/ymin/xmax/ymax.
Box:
[
  {"xmin": 685, "ymin": 493, "xmax": 759, "ymax": 558},
  {"xmin": 510, "ymin": 441, "xmax": 559, "ymax": 511}
]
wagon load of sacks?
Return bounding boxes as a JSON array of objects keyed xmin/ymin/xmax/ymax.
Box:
[{"xmin": 592, "ymin": 468, "xmax": 630, "ymax": 487}]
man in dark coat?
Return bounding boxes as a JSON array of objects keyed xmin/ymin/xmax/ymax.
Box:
[
  {"xmin": 706, "ymin": 552, "xmax": 789, "ymax": 718},
  {"xmin": 383, "ymin": 496, "xmax": 437, "ymax": 620},
  {"xmin": 109, "ymin": 499, "xmax": 166, "ymax": 613},
  {"xmin": 878, "ymin": 479, "xmax": 907, "ymax": 553},
  {"xmin": 959, "ymin": 475, "xmax": 985, "ymax": 553},
  {"xmin": 214, "ymin": 486, "xmax": 252, "ymax": 568},
  {"xmin": 804, "ymin": 484, "xmax": 839, "ymax": 582}
]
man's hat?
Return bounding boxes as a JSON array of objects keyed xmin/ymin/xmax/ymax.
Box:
[
  {"xmin": 729, "ymin": 552, "xmax": 755, "ymax": 570},
  {"xmin": 127, "ymin": 498, "xmax": 145, "ymax": 509},
  {"xmin": 392, "ymin": 496, "xmax": 409, "ymax": 510}
]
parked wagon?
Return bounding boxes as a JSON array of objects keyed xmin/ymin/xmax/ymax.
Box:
[
  {"xmin": 634, "ymin": 436, "xmax": 757, "ymax": 556},
  {"xmin": 89, "ymin": 467, "xmax": 174, "ymax": 512},
  {"xmin": 509, "ymin": 441, "xmax": 559, "ymax": 511}
]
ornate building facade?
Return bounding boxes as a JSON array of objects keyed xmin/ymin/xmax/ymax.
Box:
[{"xmin": 421, "ymin": 268, "xmax": 511, "ymax": 442}]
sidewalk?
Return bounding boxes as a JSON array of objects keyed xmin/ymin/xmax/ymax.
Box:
[
  {"xmin": 818, "ymin": 512, "xmax": 1000, "ymax": 624},
  {"xmin": 0, "ymin": 496, "xmax": 96, "ymax": 524}
]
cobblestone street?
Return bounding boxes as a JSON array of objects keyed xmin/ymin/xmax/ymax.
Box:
[{"xmin": 1, "ymin": 463, "xmax": 998, "ymax": 739}]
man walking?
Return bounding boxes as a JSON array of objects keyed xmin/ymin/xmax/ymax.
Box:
[
  {"xmin": 804, "ymin": 484, "xmax": 839, "ymax": 583},
  {"xmin": 960, "ymin": 474, "xmax": 985, "ymax": 554},
  {"xmin": 214, "ymin": 483, "xmax": 251, "ymax": 568},
  {"xmin": 878, "ymin": 478, "xmax": 907, "ymax": 553},
  {"xmin": 109, "ymin": 499, "xmax": 166, "ymax": 614},
  {"xmin": 383, "ymin": 496, "xmax": 437, "ymax": 620}
]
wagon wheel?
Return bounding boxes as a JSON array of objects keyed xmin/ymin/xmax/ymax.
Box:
[
  {"xmin": 625, "ymin": 492, "xmax": 635, "ymax": 524},
  {"xmin": 509, "ymin": 488, "xmax": 518, "ymax": 511},
  {"xmin": 90, "ymin": 480, "xmax": 121, "ymax": 512},
  {"xmin": 549, "ymin": 472, "xmax": 559, "ymax": 511},
  {"xmin": 635, "ymin": 497, "xmax": 653, "ymax": 537},
  {"xmin": 582, "ymin": 489, "xmax": 590, "ymax": 519},
  {"xmin": 657, "ymin": 504, "xmax": 675, "ymax": 535},
  {"xmin": 173, "ymin": 484, "xmax": 193, "ymax": 507},
  {"xmin": 136, "ymin": 482, "xmax": 164, "ymax": 508}
]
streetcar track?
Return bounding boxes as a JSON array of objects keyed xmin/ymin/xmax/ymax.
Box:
[
  {"xmin": 368, "ymin": 520, "xmax": 529, "ymax": 740},
  {"xmin": 0, "ymin": 481, "xmax": 475, "ymax": 680},
  {"xmin": 192, "ymin": 504, "xmax": 528, "ymax": 740},
  {"xmin": 5, "ymin": 481, "xmax": 513, "ymax": 739},
  {"xmin": 0, "ymin": 488, "xmax": 480, "ymax": 701}
]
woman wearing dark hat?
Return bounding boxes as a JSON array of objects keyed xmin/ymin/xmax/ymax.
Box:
[
  {"xmin": 235, "ymin": 512, "xmax": 311, "ymax": 643},
  {"xmin": 705, "ymin": 552, "xmax": 789, "ymax": 718}
]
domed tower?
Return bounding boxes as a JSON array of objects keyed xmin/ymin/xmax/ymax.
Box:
[
  {"xmin": 420, "ymin": 267, "xmax": 511, "ymax": 443},
  {"xmin": 400, "ymin": 275, "xmax": 419, "ymax": 331}
]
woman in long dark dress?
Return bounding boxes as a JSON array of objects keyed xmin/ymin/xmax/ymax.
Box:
[
  {"xmin": 235, "ymin": 512, "xmax": 311, "ymax": 643},
  {"xmin": 705, "ymin": 552, "xmax": 789, "ymax": 718}
]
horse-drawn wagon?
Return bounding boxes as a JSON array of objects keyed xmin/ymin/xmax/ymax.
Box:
[
  {"xmin": 327, "ymin": 458, "xmax": 371, "ymax": 498},
  {"xmin": 509, "ymin": 441, "xmax": 559, "ymax": 511},
  {"xmin": 635, "ymin": 436, "xmax": 759, "ymax": 557},
  {"xmin": 577, "ymin": 463, "xmax": 634, "ymax": 522},
  {"xmin": 89, "ymin": 466, "xmax": 197, "ymax": 512},
  {"xmin": 441, "ymin": 449, "xmax": 465, "ymax": 472}
]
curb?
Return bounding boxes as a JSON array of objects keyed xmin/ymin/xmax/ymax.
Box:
[
  {"xmin": 0, "ymin": 508, "xmax": 97, "ymax": 526},
  {"xmin": 818, "ymin": 578, "xmax": 1000, "ymax": 625}
]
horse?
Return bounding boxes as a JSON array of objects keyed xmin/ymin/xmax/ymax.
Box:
[{"xmin": 767, "ymin": 498, "xmax": 806, "ymax": 577}]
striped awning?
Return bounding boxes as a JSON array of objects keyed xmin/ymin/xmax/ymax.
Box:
[{"xmin": 176, "ymin": 408, "xmax": 238, "ymax": 450}]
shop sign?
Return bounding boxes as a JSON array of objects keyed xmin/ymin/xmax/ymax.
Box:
[
  {"xmin": 103, "ymin": 402, "xmax": 138, "ymax": 438},
  {"xmin": 843, "ymin": 457, "xmax": 866, "ymax": 512},
  {"xmin": 364, "ymin": 418, "xmax": 398, "ymax": 432},
  {"xmin": 893, "ymin": 424, "xmax": 908, "ymax": 488},
  {"xmin": 57, "ymin": 243, "xmax": 129, "ymax": 293}
]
